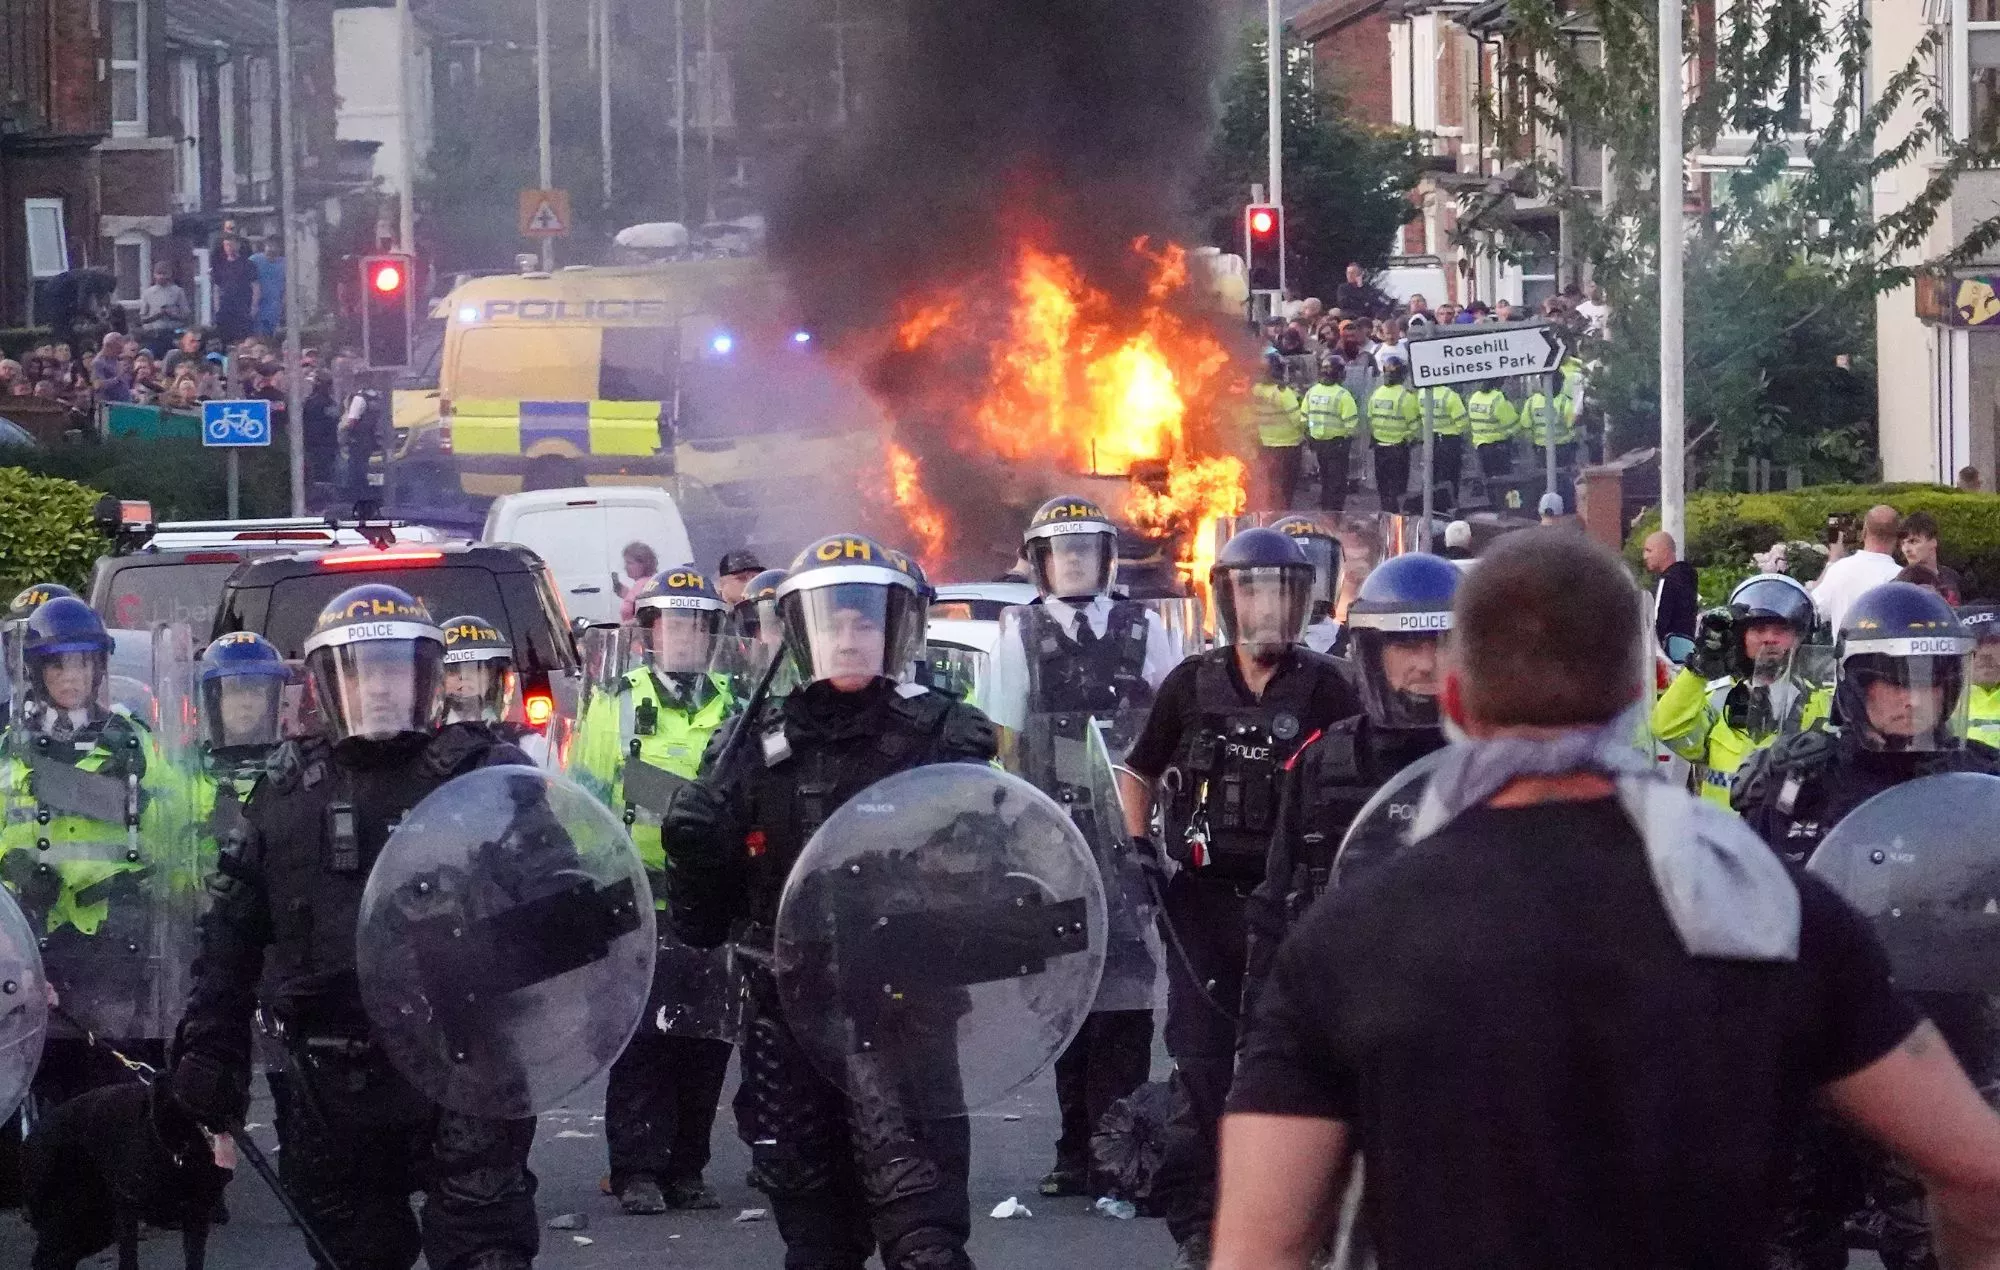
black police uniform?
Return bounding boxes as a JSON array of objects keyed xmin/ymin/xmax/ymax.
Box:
[
  {"xmin": 1738, "ymin": 728, "xmax": 2000, "ymax": 1270},
  {"xmin": 174, "ymin": 723, "xmax": 544, "ymax": 1270},
  {"xmin": 1243, "ymin": 716, "xmax": 1443, "ymax": 1017},
  {"xmin": 1124, "ymin": 645, "xmax": 1358, "ymax": 1248},
  {"xmin": 1013, "ymin": 598, "xmax": 1160, "ymax": 1192},
  {"xmin": 664, "ymin": 678, "xmax": 998, "ymax": 1270}
]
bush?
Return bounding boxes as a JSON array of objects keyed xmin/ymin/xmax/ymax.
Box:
[
  {"xmin": 1628, "ymin": 484, "xmax": 2000, "ymax": 605},
  {"xmin": 0, "ymin": 467, "xmax": 109, "ymax": 592},
  {"xmin": 0, "ymin": 437, "xmax": 293, "ymax": 521}
]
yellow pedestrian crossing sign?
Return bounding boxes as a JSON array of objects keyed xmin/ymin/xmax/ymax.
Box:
[{"xmin": 519, "ymin": 188, "xmax": 572, "ymax": 238}]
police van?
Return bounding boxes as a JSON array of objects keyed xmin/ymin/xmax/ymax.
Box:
[{"xmin": 387, "ymin": 252, "xmax": 873, "ymax": 544}]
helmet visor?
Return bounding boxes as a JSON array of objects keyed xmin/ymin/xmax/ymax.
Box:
[
  {"xmin": 1973, "ymin": 626, "xmax": 2000, "ymax": 688},
  {"xmin": 1840, "ymin": 650, "xmax": 1971, "ymax": 751},
  {"xmin": 1027, "ymin": 531, "xmax": 1115, "ymax": 601},
  {"xmin": 309, "ymin": 639, "xmax": 444, "ymax": 742},
  {"xmin": 1295, "ymin": 536, "xmax": 1342, "ymax": 610},
  {"xmin": 1215, "ymin": 566, "xmax": 1313, "ymax": 651},
  {"xmin": 22, "ymin": 649, "xmax": 108, "ymax": 721},
  {"xmin": 442, "ymin": 656, "xmax": 519, "ymax": 725},
  {"xmin": 1352, "ymin": 628, "xmax": 1446, "ymax": 729},
  {"xmin": 202, "ymin": 675, "xmax": 285, "ymax": 751},
  {"xmin": 643, "ymin": 607, "xmax": 725, "ymax": 675},
  {"xmin": 780, "ymin": 581, "xmax": 927, "ymax": 687}
]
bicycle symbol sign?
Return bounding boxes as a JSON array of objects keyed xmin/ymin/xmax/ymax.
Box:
[{"xmin": 201, "ymin": 399, "xmax": 272, "ymax": 448}]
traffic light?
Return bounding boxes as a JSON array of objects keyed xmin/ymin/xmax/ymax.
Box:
[
  {"xmin": 1245, "ymin": 204, "xmax": 1284, "ymax": 292},
  {"xmin": 360, "ymin": 253, "xmax": 414, "ymax": 370}
]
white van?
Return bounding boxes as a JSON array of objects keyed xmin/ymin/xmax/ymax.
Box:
[{"xmin": 482, "ymin": 487, "xmax": 694, "ymax": 626}]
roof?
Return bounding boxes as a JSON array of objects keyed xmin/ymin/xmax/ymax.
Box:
[
  {"xmin": 1294, "ymin": 0, "xmax": 1393, "ymax": 39},
  {"xmin": 161, "ymin": 0, "xmax": 329, "ymax": 49}
]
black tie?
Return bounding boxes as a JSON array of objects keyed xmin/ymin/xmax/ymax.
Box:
[{"xmin": 1074, "ymin": 618, "xmax": 1099, "ymax": 652}]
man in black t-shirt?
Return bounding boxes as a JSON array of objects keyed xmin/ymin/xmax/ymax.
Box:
[
  {"xmin": 1114, "ymin": 527, "xmax": 1358, "ymax": 1270},
  {"xmin": 1213, "ymin": 531, "xmax": 2000, "ymax": 1270}
]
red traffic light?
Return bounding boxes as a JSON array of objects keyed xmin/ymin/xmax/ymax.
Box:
[
  {"xmin": 371, "ymin": 262, "xmax": 404, "ymax": 294},
  {"xmin": 1249, "ymin": 208, "xmax": 1276, "ymax": 236}
]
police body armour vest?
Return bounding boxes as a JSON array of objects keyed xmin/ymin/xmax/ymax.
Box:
[{"xmin": 1168, "ymin": 649, "xmax": 1323, "ymax": 871}]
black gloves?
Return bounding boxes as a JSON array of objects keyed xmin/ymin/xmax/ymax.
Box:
[{"xmin": 1686, "ymin": 608, "xmax": 1740, "ymax": 681}]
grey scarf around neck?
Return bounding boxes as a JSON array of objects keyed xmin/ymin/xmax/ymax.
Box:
[{"xmin": 1410, "ymin": 704, "xmax": 1800, "ymax": 962}]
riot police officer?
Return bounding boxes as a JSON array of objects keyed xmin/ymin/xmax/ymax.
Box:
[
  {"xmin": 730, "ymin": 568, "xmax": 793, "ymax": 695},
  {"xmin": 192, "ymin": 630, "xmax": 286, "ymax": 857},
  {"xmin": 1962, "ymin": 603, "xmax": 2000, "ymax": 747},
  {"xmin": 0, "ymin": 582, "xmax": 76, "ymax": 729},
  {"xmin": 168, "ymin": 585, "xmax": 544, "ymax": 1270},
  {"xmin": 1269, "ymin": 516, "xmax": 1344, "ymax": 655},
  {"xmin": 662, "ymin": 533, "xmax": 997, "ymax": 1270},
  {"xmin": 982, "ymin": 495, "xmax": 1178, "ymax": 1199},
  {"xmin": 1652, "ymin": 573, "xmax": 1829, "ymax": 807},
  {"xmin": 1115, "ymin": 527, "xmax": 1360, "ymax": 1270},
  {"xmin": 567, "ymin": 570, "xmax": 737, "ymax": 1214},
  {"xmin": 1734, "ymin": 581, "xmax": 2000, "ymax": 1270},
  {"xmin": 1243, "ymin": 552, "xmax": 1458, "ymax": 1019}
]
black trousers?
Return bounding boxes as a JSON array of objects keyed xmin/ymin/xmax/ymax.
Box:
[
  {"xmin": 1309, "ymin": 438, "xmax": 1352, "ymax": 512},
  {"xmin": 1153, "ymin": 873, "xmax": 1251, "ymax": 1245},
  {"xmin": 1372, "ymin": 442, "xmax": 1411, "ymax": 513},
  {"xmin": 605, "ymin": 1032, "xmax": 733, "ymax": 1190},
  {"xmin": 1476, "ymin": 440, "xmax": 1513, "ymax": 480},
  {"xmin": 284, "ymin": 1086, "xmax": 539, "ymax": 1270},
  {"xmin": 1051, "ymin": 1009, "xmax": 1155, "ymax": 1184},
  {"xmin": 1434, "ymin": 434, "xmax": 1464, "ymax": 490},
  {"xmin": 1261, "ymin": 445, "xmax": 1303, "ymax": 511},
  {"xmin": 736, "ymin": 978, "xmax": 972, "ymax": 1270}
]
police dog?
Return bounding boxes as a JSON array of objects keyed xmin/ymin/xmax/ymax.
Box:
[{"xmin": 21, "ymin": 1079, "xmax": 232, "ymax": 1270}]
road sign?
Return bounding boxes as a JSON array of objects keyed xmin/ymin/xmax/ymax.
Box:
[
  {"xmin": 519, "ymin": 188, "xmax": 572, "ymax": 238},
  {"xmin": 201, "ymin": 399, "xmax": 273, "ymax": 448},
  {"xmin": 1404, "ymin": 320, "xmax": 1563, "ymax": 388}
]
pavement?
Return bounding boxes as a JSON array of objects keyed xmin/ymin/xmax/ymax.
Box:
[{"xmin": 0, "ymin": 1060, "xmax": 1180, "ymax": 1270}]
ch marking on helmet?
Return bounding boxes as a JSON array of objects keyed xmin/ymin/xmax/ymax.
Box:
[
  {"xmin": 334, "ymin": 596, "xmax": 430, "ymax": 623},
  {"xmin": 664, "ymin": 571, "xmax": 708, "ymax": 590}
]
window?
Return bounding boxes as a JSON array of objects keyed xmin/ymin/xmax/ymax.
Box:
[
  {"xmin": 247, "ymin": 57, "xmax": 274, "ymax": 199},
  {"xmin": 111, "ymin": 0, "xmax": 147, "ymax": 136},
  {"xmin": 1972, "ymin": 0, "xmax": 2000, "ymax": 143},
  {"xmin": 24, "ymin": 199, "xmax": 68, "ymax": 279},
  {"xmin": 174, "ymin": 56, "xmax": 202, "ymax": 210},
  {"xmin": 113, "ymin": 235, "xmax": 150, "ymax": 305}
]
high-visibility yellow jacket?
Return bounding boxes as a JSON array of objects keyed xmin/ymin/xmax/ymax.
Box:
[
  {"xmin": 1971, "ymin": 683, "xmax": 2000, "ymax": 749},
  {"xmin": 1467, "ymin": 390, "xmax": 1520, "ymax": 446},
  {"xmin": 1302, "ymin": 383, "xmax": 1360, "ymax": 441},
  {"xmin": 1525, "ymin": 390, "xmax": 1578, "ymax": 447},
  {"xmin": 1250, "ymin": 384, "xmax": 1305, "ymax": 448},
  {"xmin": 1366, "ymin": 384, "xmax": 1421, "ymax": 445},
  {"xmin": 1650, "ymin": 666, "xmax": 1831, "ymax": 808},
  {"xmin": 1417, "ymin": 386, "xmax": 1470, "ymax": 437}
]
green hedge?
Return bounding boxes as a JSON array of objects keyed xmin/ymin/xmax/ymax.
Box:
[
  {"xmin": 0, "ymin": 437, "xmax": 293, "ymax": 521},
  {"xmin": 0, "ymin": 467, "xmax": 108, "ymax": 593},
  {"xmin": 1627, "ymin": 484, "xmax": 2000, "ymax": 605}
]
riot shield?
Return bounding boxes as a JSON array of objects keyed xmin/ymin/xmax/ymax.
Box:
[
  {"xmin": 1331, "ymin": 747, "xmax": 1452, "ymax": 891},
  {"xmin": 773, "ymin": 764, "xmax": 1106, "ymax": 1118},
  {"xmin": 917, "ymin": 643, "xmax": 989, "ymax": 708},
  {"xmin": 1138, "ymin": 597, "xmax": 1208, "ymax": 662},
  {"xmin": 1777, "ymin": 644, "xmax": 1838, "ymax": 738},
  {"xmin": 0, "ymin": 623, "xmax": 198, "ymax": 1042},
  {"xmin": 1805, "ymin": 772, "xmax": 2000, "ymax": 994},
  {"xmin": 1011, "ymin": 711, "xmax": 1161, "ymax": 1013},
  {"xmin": 649, "ymin": 936, "xmax": 747, "ymax": 1042},
  {"xmin": 0, "ymin": 883, "xmax": 46, "ymax": 1122},
  {"xmin": 356, "ymin": 766, "xmax": 655, "ymax": 1119}
]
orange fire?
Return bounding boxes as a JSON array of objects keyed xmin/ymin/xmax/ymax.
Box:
[
  {"xmin": 893, "ymin": 236, "xmax": 1246, "ymax": 581},
  {"xmin": 884, "ymin": 441, "xmax": 950, "ymax": 565}
]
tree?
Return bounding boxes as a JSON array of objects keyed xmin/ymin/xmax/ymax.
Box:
[
  {"xmin": 1462, "ymin": 0, "xmax": 2000, "ymax": 484},
  {"xmin": 1197, "ymin": 27, "xmax": 1425, "ymax": 302}
]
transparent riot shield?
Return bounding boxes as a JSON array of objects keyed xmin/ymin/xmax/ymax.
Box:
[
  {"xmin": 774, "ymin": 764, "xmax": 1106, "ymax": 1118},
  {"xmin": 917, "ymin": 643, "xmax": 989, "ymax": 708},
  {"xmin": 356, "ymin": 766, "xmax": 655, "ymax": 1119},
  {"xmin": 1010, "ymin": 711, "xmax": 1161, "ymax": 1013},
  {"xmin": 1776, "ymin": 644, "xmax": 1838, "ymax": 738},
  {"xmin": 0, "ymin": 884, "xmax": 46, "ymax": 1123},
  {"xmin": 1331, "ymin": 746, "xmax": 1452, "ymax": 891},
  {"xmin": 0, "ymin": 623, "xmax": 198, "ymax": 1042},
  {"xmin": 1139, "ymin": 597, "xmax": 1209, "ymax": 662},
  {"xmin": 1806, "ymin": 772, "xmax": 2000, "ymax": 994}
]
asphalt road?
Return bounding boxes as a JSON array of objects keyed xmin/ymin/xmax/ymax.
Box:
[{"xmin": 0, "ymin": 1060, "xmax": 1180, "ymax": 1270}]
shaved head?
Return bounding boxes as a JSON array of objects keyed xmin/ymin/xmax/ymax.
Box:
[
  {"xmin": 1862, "ymin": 505, "xmax": 1901, "ymax": 552},
  {"xmin": 1641, "ymin": 531, "xmax": 1678, "ymax": 573}
]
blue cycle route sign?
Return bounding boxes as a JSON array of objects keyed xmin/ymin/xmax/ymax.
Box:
[{"xmin": 201, "ymin": 399, "xmax": 272, "ymax": 448}]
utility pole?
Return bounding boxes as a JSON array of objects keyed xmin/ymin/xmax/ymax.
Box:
[
  {"xmin": 703, "ymin": 0, "xmax": 716, "ymax": 225},
  {"xmin": 1267, "ymin": 0, "xmax": 1286, "ymax": 297},
  {"xmin": 599, "ymin": 0, "xmax": 613, "ymax": 212},
  {"xmin": 1659, "ymin": 0, "xmax": 1686, "ymax": 550},
  {"xmin": 396, "ymin": 0, "xmax": 415, "ymax": 256},
  {"xmin": 536, "ymin": 0, "xmax": 554, "ymax": 270},
  {"xmin": 278, "ymin": 0, "xmax": 304, "ymax": 515},
  {"xmin": 675, "ymin": 0, "xmax": 688, "ymax": 224}
]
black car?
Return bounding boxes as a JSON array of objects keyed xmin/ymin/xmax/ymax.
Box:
[{"xmin": 210, "ymin": 540, "xmax": 581, "ymax": 731}]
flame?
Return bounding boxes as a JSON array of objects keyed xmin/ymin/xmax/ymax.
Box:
[
  {"xmin": 890, "ymin": 236, "xmax": 1245, "ymax": 584},
  {"xmin": 885, "ymin": 441, "xmax": 949, "ymax": 565}
]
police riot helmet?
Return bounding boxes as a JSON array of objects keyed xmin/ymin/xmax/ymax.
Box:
[
  {"xmin": 1959, "ymin": 603, "xmax": 2000, "ymax": 689},
  {"xmin": 1728, "ymin": 573, "xmax": 1816, "ymax": 677},
  {"xmin": 1269, "ymin": 515, "xmax": 1342, "ymax": 616},
  {"xmin": 1345, "ymin": 553, "xmax": 1459, "ymax": 730},
  {"xmin": 20, "ymin": 596, "xmax": 113, "ymax": 720},
  {"xmin": 633, "ymin": 566, "xmax": 727, "ymax": 676},
  {"xmin": 1210, "ymin": 527, "xmax": 1313, "ymax": 656},
  {"xmin": 197, "ymin": 630, "xmax": 288, "ymax": 753},
  {"xmin": 301, "ymin": 584, "xmax": 445, "ymax": 743},
  {"xmin": 778, "ymin": 534, "xmax": 928, "ymax": 689},
  {"xmin": 1834, "ymin": 581, "xmax": 1976, "ymax": 752},
  {"xmin": 733, "ymin": 568, "xmax": 788, "ymax": 643},
  {"xmin": 3, "ymin": 582, "xmax": 77, "ymax": 693},
  {"xmin": 1023, "ymin": 495, "xmax": 1118, "ymax": 603},
  {"xmin": 439, "ymin": 614, "xmax": 518, "ymax": 726}
]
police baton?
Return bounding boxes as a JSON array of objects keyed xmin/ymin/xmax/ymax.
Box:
[
  {"xmin": 699, "ymin": 649, "xmax": 785, "ymax": 791},
  {"xmin": 228, "ymin": 1127, "xmax": 350, "ymax": 1270}
]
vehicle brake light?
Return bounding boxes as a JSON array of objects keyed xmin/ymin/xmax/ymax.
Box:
[
  {"xmin": 319, "ymin": 549, "xmax": 446, "ymax": 568},
  {"xmin": 234, "ymin": 531, "xmax": 331, "ymax": 542},
  {"xmin": 184, "ymin": 551, "xmax": 245, "ymax": 565},
  {"xmin": 524, "ymin": 690, "xmax": 555, "ymax": 729}
]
